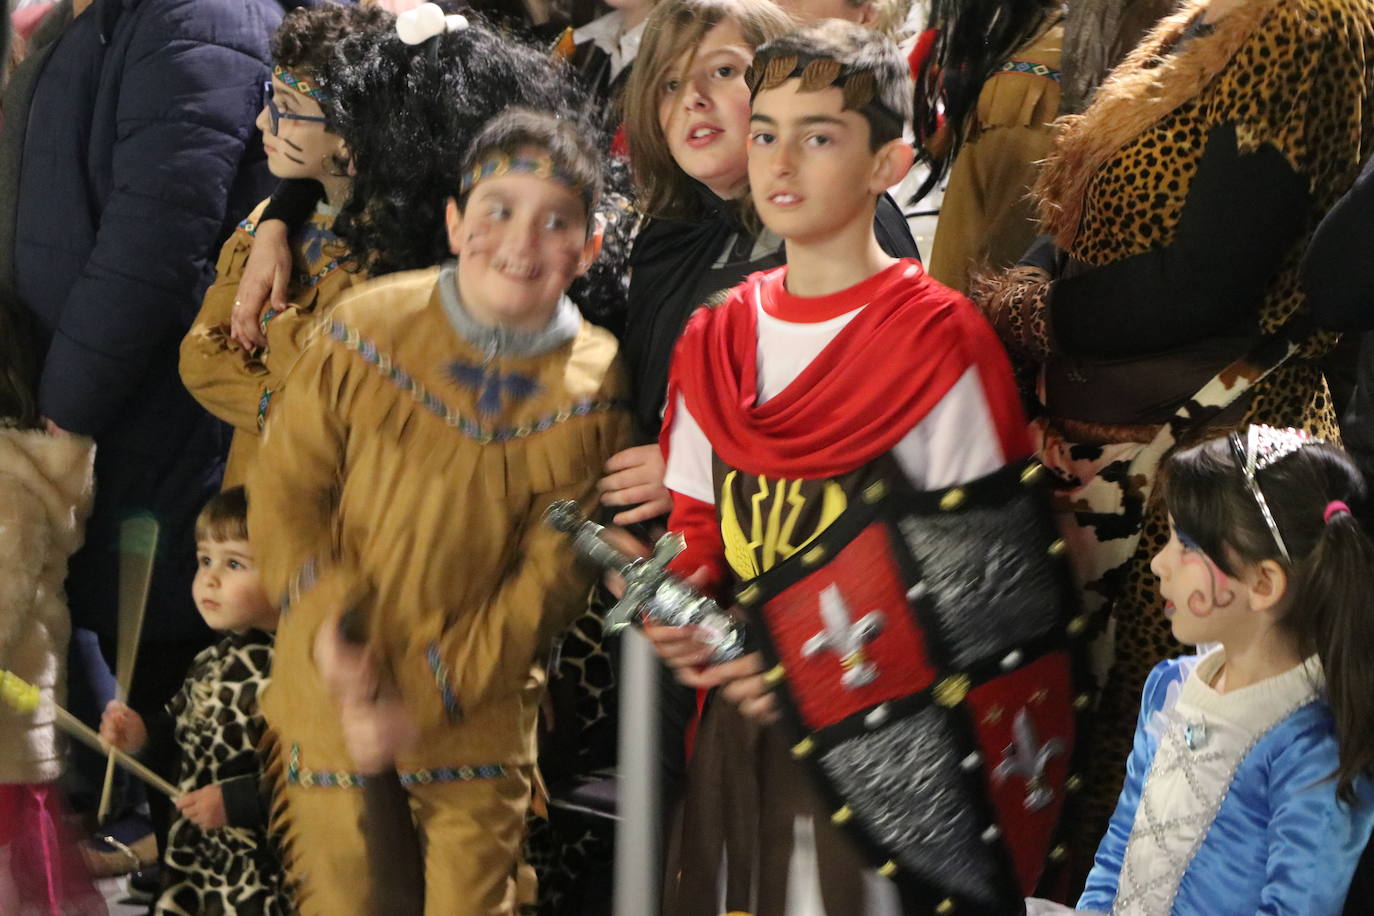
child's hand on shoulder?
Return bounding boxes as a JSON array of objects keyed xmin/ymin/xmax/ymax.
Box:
[
  {"xmin": 176, "ymin": 785, "xmax": 227, "ymax": 830},
  {"xmin": 99, "ymin": 700, "xmax": 148, "ymax": 754}
]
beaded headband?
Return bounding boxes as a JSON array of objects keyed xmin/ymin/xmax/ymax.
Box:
[
  {"xmin": 459, "ymin": 153, "xmax": 584, "ymax": 197},
  {"xmin": 272, "ymin": 65, "xmax": 332, "ymax": 106},
  {"xmin": 1227, "ymin": 425, "xmax": 1320, "ymax": 562}
]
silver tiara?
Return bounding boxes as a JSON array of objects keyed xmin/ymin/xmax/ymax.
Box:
[{"xmin": 1228, "ymin": 424, "xmax": 1323, "ymax": 562}]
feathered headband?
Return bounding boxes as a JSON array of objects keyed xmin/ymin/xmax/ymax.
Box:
[{"xmin": 744, "ymin": 51, "xmax": 904, "ymax": 140}]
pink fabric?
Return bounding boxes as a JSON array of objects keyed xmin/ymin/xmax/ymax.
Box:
[{"xmin": 0, "ymin": 783, "xmax": 106, "ymax": 916}]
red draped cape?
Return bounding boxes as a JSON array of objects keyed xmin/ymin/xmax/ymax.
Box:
[{"xmin": 661, "ymin": 260, "xmax": 1029, "ymax": 481}]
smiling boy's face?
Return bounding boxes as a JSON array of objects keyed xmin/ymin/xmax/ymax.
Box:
[
  {"xmin": 445, "ymin": 154, "xmax": 598, "ymax": 332},
  {"xmin": 747, "ymin": 79, "xmax": 910, "ymax": 245}
]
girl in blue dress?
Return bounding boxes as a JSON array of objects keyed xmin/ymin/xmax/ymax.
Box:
[{"xmin": 1035, "ymin": 424, "xmax": 1374, "ymax": 914}]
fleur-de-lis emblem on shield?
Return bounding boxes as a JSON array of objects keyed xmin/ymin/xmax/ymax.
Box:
[{"xmin": 992, "ymin": 707, "xmax": 1065, "ymax": 811}]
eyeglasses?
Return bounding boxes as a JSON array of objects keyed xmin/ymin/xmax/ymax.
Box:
[{"xmin": 262, "ymin": 82, "xmax": 330, "ymax": 136}]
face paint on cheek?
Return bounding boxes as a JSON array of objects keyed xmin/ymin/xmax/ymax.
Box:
[{"xmin": 1177, "ymin": 548, "xmax": 1237, "ymax": 618}]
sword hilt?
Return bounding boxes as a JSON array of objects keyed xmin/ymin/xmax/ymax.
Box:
[{"xmin": 544, "ymin": 501, "xmax": 746, "ymax": 663}]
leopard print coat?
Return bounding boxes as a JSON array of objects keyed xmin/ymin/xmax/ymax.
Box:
[
  {"xmin": 975, "ymin": 0, "xmax": 1374, "ymax": 884},
  {"xmin": 156, "ymin": 630, "xmax": 289, "ymax": 915}
]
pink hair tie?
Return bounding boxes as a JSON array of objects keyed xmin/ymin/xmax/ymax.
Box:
[{"xmin": 1324, "ymin": 500, "xmax": 1351, "ymax": 524}]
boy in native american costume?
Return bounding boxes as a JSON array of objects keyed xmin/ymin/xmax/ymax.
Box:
[
  {"xmin": 246, "ymin": 108, "xmax": 630, "ymax": 915},
  {"xmin": 646, "ymin": 21, "xmax": 1083, "ymax": 915}
]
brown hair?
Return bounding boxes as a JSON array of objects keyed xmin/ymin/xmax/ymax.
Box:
[
  {"xmin": 623, "ymin": 0, "xmax": 794, "ymax": 220},
  {"xmin": 196, "ymin": 487, "xmax": 250, "ymax": 544},
  {"xmin": 1164, "ymin": 435, "xmax": 1374, "ymax": 803},
  {"xmin": 746, "ymin": 19, "xmax": 912, "ymax": 150}
]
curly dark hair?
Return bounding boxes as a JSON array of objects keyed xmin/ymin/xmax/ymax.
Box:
[
  {"xmin": 271, "ymin": 3, "xmax": 390, "ymax": 123},
  {"xmin": 324, "ymin": 13, "xmax": 596, "ymax": 277}
]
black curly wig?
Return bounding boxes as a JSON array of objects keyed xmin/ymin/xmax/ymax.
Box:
[
  {"xmin": 271, "ymin": 2, "xmax": 391, "ymax": 125},
  {"xmin": 323, "ymin": 11, "xmax": 599, "ymax": 278}
]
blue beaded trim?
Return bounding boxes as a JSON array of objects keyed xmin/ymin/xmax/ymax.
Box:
[
  {"xmin": 398, "ymin": 764, "xmax": 507, "ymax": 787},
  {"xmin": 998, "ymin": 59, "xmax": 1061, "ymax": 82},
  {"xmin": 285, "ymin": 743, "xmax": 509, "ymax": 788},
  {"xmin": 426, "ymin": 643, "xmax": 462, "ymax": 723},
  {"xmin": 326, "ymin": 321, "xmax": 626, "ymax": 444},
  {"xmin": 298, "ymin": 259, "xmax": 341, "ymax": 290},
  {"xmin": 278, "ymin": 556, "xmax": 318, "ymax": 617},
  {"xmin": 286, "ymin": 743, "xmax": 365, "ymax": 788},
  {"xmin": 257, "ymin": 389, "xmax": 274, "ymax": 432}
]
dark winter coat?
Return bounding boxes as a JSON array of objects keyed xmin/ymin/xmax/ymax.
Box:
[{"xmin": 2, "ymin": 0, "xmax": 282, "ymax": 646}]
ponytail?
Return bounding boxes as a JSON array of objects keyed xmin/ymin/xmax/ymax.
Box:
[{"xmin": 1292, "ymin": 508, "xmax": 1374, "ymax": 803}]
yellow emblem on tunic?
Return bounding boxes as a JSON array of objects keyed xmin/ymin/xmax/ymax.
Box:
[{"xmin": 719, "ymin": 472, "xmax": 847, "ymax": 579}]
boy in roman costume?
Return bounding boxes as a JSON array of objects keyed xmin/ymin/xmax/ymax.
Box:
[{"xmin": 648, "ymin": 20, "xmax": 1080, "ymax": 914}]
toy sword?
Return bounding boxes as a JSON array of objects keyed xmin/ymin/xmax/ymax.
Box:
[
  {"xmin": 543, "ymin": 501, "xmax": 746, "ymax": 664},
  {"xmin": 0, "ymin": 669, "xmax": 181, "ymax": 800}
]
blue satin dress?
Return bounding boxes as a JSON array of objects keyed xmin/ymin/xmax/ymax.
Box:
[{"xmin": 1078, "ymin": 654, "xmax": 1374, "ymax": 915}]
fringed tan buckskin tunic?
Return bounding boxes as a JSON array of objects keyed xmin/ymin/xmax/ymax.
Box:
[
  {"xmin": 180, "ymin": 200, "xmax": 361, "ymax": 487},
  {"xmin": 247, "ymin": 264, "xmax": 630, "ymax": 915},
  {"xmin": 928, "ymin": 21, "xmax": 1064, "ymax": 295}
]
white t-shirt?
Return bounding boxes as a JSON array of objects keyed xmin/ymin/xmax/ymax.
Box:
[{"xmin": 664, "ymin": 288, "xmax": 1008, "ymax": 502}]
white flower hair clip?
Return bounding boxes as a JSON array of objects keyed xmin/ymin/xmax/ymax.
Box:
[{"xmin": 397, "ymin": 3, "xmax": 469, "ymax": 45}]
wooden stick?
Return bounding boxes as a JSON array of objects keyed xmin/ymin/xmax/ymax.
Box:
[
  {"xmin": 100, "ymin": 514, "xmax": 159, "ymax": 822},
  {"xmin": 52, "ymin": 705, "xmax": 182, "ymax": 801},
  {"xmin": 0, "ymin": 670, "xmax": 180, "ymax": 800}
]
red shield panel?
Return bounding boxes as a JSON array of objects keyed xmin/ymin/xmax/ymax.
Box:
[{"xmin": 760, "ymin": 523, "xmax": 936, "ymax": 730}]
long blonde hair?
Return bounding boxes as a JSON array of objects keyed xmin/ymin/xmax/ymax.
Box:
[{"xmin": 623, "ymin": 0, "xmax": 794, "ymax": 220}]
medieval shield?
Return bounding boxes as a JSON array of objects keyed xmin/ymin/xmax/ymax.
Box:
[{"xmin": 732, "ymin": 458, "xmax": 1087, "ymax": 914}]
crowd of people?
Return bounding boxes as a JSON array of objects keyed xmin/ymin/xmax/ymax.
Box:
[{"xmin": 3, "ymin": 0, "xmax": 1374, "ymax": 914}]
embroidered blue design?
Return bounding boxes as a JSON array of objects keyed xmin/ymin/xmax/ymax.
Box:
[
  {"xmin": 327, "ymin": 322, "xmax": 625, "ymax": 443},
  {"xmin": 297, "ymin": 222, "xmax": 338, "ymax": 265},
  {"xmin": 447, "ymin": 360, "xmax": 541, "ymax": 415},
  {"xmin": 426, "ymin": 643, "xmax": 462, "ymax": 722},
  {"xmin": 999, "ymin": 59, "xmax": 1061, "ymax": 82}
]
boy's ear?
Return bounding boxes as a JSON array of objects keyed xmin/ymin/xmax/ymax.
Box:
[
  {"xmin": 869, "ymin": 138, "xmax": 915, "ymax": 194},
  {"xmin": 444, "ymin": 198, "xmax": 463, "ymax": 257},
  {"xmin": 578, "ymin": 213, "xmax": 606, "ymax": 276},
  {"xmin": 1247, "ymin": 558, "xmax": 1290, "ymax": 616},
  {"xmin": 855, "ymin": 0, "xmax": 879, "ymax": 27}
]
